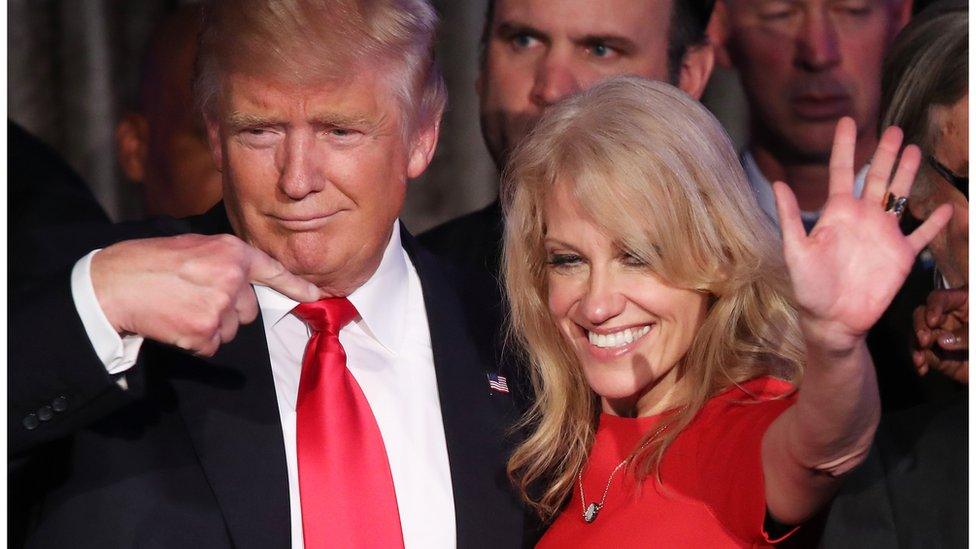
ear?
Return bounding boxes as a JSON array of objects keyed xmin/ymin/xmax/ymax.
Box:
[
  {"xmin": 115, "ymin": 113, "xmax": 149, "ymax": 183},
  {"xmin": 406, "ymin": 115, "xmax": 442, "ymax": 179},
  {"xmin": 204, "ymin": 112, "xmax": 225, "ymax": 173},
  {"xmin": 893, "ymin": 0, "xmax": 913, "ymax": 34},
  {"xmin": 676, "ymin": 41, "xmax": 715, "ymax": 101},
  {"xmin": 708, "ymin": 1, "xmax": 734, "ymax": 69}
]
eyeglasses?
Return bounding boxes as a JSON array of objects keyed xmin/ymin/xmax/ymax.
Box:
[{"xmin": 927, "ymin": 155, "xmax": 968, "ymax": 200}]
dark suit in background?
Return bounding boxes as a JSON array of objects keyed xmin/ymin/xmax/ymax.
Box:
[{"xmin": 8, "ymin": 121, "xmax": 111, "ymax": 292}]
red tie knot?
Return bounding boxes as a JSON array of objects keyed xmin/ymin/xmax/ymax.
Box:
[{"xmin": 293, "ymin": 298, "xmax": 359, "ymax": 334}]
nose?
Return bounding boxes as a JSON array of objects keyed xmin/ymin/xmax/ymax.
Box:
[
  {"xmin": 277, "ymin": 132, "xmax": 322, "ymax": 200},
  {"xmin": 796, "ymin": 10, "xmax": 841, "ymax": 71},
  {"xmin": 530, "ymin": 52, "xmax": 582, "ymax": 108},
  {"xmin": 579, "ymin": 268, "xmax": 626, "ymax": 326}
]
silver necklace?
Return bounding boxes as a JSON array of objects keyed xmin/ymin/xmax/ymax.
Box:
[{"xmin": 578, "ymin": 426, "xmax": 663, "ymax": 524}]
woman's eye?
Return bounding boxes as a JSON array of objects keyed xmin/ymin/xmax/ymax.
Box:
[
  {"xmin": 621, "ymin": 252, "xmax": 647, "ymax": 267},
  {"xmin": 547, "ymin": 253, "xmax": 582, "ymax": 268}
]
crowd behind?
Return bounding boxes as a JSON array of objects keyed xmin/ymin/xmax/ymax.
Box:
[{"xmin": 9, "ymin": 0, "xmax": 967, "ymax": 547}]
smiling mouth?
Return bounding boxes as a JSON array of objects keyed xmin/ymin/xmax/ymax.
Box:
[{"xmin": 587, "ymin": 325, "xmax": 652, "ymax": 349}]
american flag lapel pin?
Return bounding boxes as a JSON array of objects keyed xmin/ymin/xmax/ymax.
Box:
[{"xmin": 487, "ymin": 373, "xmax": 509, "ymax": 394}]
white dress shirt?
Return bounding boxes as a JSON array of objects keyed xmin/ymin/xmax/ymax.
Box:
[
  {"xmin": 742, "ymin": 150, "xmax": 869, "ymax": 227},
  {"xmin": 70, "ymin": 222, "xmax": 457, "ymax": 549}
]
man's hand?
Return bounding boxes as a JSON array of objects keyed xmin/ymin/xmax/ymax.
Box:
[
  {"xmin": 91, "ymin": 234, "xmax": 322, "ymax": 356},
  {"xmin": 913, "ymin": 287, "xmax": 968, "ymax": 383}
]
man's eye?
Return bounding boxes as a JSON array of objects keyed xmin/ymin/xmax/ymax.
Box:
[
  {"xmin": 758, "ymin": 2, "xmax": 797, "ymax": 20},
  {"xmin": 239, "ymin": 127, "xmax": 278, "ymax": 146},
  {"xmin": 587, "ymin": 43, "xmax": 615, "ymax": 58},
  {"xmin": 511, "ymin": 33, "xmax": 538, "ymax": 50}
]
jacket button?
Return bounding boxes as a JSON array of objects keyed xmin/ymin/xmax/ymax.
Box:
[
  {"xmin": 37, "ymin": 406, "xmax": 54, "ymax": 422},
  {"xmin": 52, "ymin": 395, "xmax": 68, "ymax": 412},
  {"xmin": 22, "ymin": 413, "xmax": 39, "ymax": 430}
]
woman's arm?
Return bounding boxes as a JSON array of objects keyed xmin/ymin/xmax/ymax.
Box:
[{"xmin": 761, "ymin": 117, "xmax": 953, "ymax": 525}]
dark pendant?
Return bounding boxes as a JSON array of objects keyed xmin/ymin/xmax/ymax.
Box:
[{"xmin": 583, "ymin": 503, "xmax": 601, "ymax": 523}]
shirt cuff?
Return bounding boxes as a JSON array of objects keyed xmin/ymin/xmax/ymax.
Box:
[{"xmin": 71, "ymin": 250, "xmax": 144, "ymax": 377}]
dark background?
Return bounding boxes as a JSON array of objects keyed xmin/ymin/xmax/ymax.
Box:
[{"xmin": 8, "ymin": 0, "xmax": 934, "ymax": 232}]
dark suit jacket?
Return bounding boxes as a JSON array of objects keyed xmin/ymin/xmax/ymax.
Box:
[
  {"xmin": 9, "ymin": 206, "xmax": 530, "ymax": 548},
  {"xmin": 419, "ymin": 200, "xmax": 503, "ymax": 277},
  {"xmin": 8, "ymin": 120, "xmax": 111, "ymax": 294},
  {"xmin": 784, "ymin": 395, "xmax": 968, "ymax": 548}
]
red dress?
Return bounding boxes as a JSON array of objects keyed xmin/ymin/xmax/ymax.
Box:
[{"xmin": 538, "ymin": 377, "xmax": 798, "ymax": 548}]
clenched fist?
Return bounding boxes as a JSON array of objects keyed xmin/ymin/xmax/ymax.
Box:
[{"xmin": 91, "ymin": 233, "xmax": 322, "ymax": 356}]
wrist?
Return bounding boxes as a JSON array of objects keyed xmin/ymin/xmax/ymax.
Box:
[{"xmin": 798, "ymin": 316, "xmax": 864, "ymax": 358}]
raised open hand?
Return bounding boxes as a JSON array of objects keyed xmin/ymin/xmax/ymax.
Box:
[{"xmin": 773, "ymin": 117, "xmax": 953, "ymax": 353}]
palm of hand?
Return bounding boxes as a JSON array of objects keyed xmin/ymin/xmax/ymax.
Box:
[
  {"xmin": 773, "ymin": 118, "xmax": 952, "ymax": 352},
  {"xmin": 788, "ymin": 194, "xmax": 915, "ymax": 338}
]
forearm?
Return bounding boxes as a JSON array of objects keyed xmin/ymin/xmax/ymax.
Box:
[
  {"xmin": 788, "ymin": 333, "xmax": 879, "ymax": 474},
  {"xmin": 763, "ymin": 326, "xmax": 880, "ymax": 524}
]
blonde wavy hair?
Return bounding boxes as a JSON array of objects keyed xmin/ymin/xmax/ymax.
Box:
[{"xmin": 502, "ymin": 76, "xmax": 804, "ymax": 520}]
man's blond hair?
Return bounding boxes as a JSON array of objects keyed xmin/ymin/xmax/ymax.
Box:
[{"xmin": 194, "ymin": 0, "xmax": 446, "ymax": 134}]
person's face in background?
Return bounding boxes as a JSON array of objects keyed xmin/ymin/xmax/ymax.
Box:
[
  {"xmin": 920, "ymin": 94, "xmax": 968, "ymax": 287},
  {"xmin": 714, "ymin": 0, "xmax": 911, "ymax": 162},
  {"xmin": 477, "ymin": 0, "xmax": 713, "ymax": 168},
  {"xmin": 116, "ymin": 6, "xmax": 223, "ymax": 218}
]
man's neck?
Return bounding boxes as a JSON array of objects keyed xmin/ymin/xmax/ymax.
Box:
[{"xmin": 750, "ymin": 133, "xmax": 877, "ymax": 213}]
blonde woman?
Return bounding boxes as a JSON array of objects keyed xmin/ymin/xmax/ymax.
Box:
[{"xmin": 503, "ymin": 77, "xmax": 951, "ymax": 546}]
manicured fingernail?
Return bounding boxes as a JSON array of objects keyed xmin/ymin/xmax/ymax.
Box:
[{"xmin": 941, "ymin": 334, "xmax": 957, "ymax": 346}]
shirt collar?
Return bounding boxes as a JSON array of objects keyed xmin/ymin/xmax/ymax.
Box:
[
  {"xmin": 741, "ymin": 150, "xmax": 869, "ymax": 225},
  {"xmin": 253, "ymin": 221, "xmax": 409, "ymax": 355}
]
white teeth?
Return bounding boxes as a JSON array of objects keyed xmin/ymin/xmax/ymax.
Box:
[{"xmin": 587, "ymin": 325, "xmax": 651, "ymax": 348}]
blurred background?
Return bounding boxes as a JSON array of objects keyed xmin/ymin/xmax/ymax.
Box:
[{"xmin": 11, "ymin": 0, "xmax": 925, "ymax": 233}]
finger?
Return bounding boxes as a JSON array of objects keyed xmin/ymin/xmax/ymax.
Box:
[
  {"xmin": 912, "ymin": 350, "xmax": 928, "ymax": 375},
  {"xmin": 913, "ymin": 306, "xmax": 932, "ymax": 347},
  {"xmin": 862, "ymin": 125, "xmax": 904, "ymax": 204},
  {"xmin": 906, "ymin": 203, "xmax": 953, "ymax": 254},
  {"xmin": 218, "ymin": 308, "xmax": 240, "ymax": 343},
  {"xmin": 235, "ymin": 286, "xmax": 260, "ymax": 325},
  {"xmin": 772, "ymin": 181, "xmax": 807, "ymax": 246},
  {"xmin": 925, "ymin": 288, "xmax": 969, "ymax": 326},
  {"xmin": 935, "ymin": 328, "xmax": 968, "ymax": 352},
  {"xmin": 244, "ymin": 247, "xmax": 322, "ymax": 302},
  {"xmin": 884, "ymin": 143, "xmax": 921, "ymax": 199},
  {"xmin": 936, "ymin": 360, "xmax": 968, "ymax": 384},
  {"xmin": 828, "ymin": 117, "xmax": 857, "ymax": 197},
  {"xmin": 194, "ymin": 333, "xmax": 222, "ymax": 358}
]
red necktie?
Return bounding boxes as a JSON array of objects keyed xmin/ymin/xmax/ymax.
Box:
[{"xmin": 293, "ymin": 298, "xmax": 404, "ymax": 548}]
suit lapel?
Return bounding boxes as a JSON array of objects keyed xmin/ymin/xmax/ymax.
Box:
[
  {"xmin": 165, "ymin": 317, "xmax": 292, "ymax": 549},
  {"xmin": 166, "ymin": 206, "xmax": 291, "ymax": 549},
  {"xmin": 402, "ymin": 227, "xmax": 525, "ymax": 547}
]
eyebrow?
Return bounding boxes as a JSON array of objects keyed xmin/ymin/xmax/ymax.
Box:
[
  {"xmin": 225, "ymin": 112, "xmax": 285, "ymax": 131},
  {"xmin": 576, "ymin": 34, "xmax": 638, "ymax": 54},
  {"xmin": 495, "ymin": 21, "xmax": 548, "ymax": 41},
  {"xmin": 224, "ymin": 111, "xmax": 377, "ymax": 131}
]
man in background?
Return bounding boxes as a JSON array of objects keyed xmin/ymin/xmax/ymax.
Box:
[
  {"xmin": 115, "ymin": 4, "xmax": 222, "ymax": 218},
  {"xmin": 710, "ymin": 0, "xmax": 912, "ymax": 230},
  {"xmin": 421, "ymin": 0, "xmax": 716, "ymax": 273}
]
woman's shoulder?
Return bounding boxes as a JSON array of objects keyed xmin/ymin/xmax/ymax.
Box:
[
  {"xmin": 705, "ymin": 375, "xmax": 796, "ymax": 410},
  {"xmin": 690, "ymin": 376, "xmax": 797, "ymax": 439}
]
